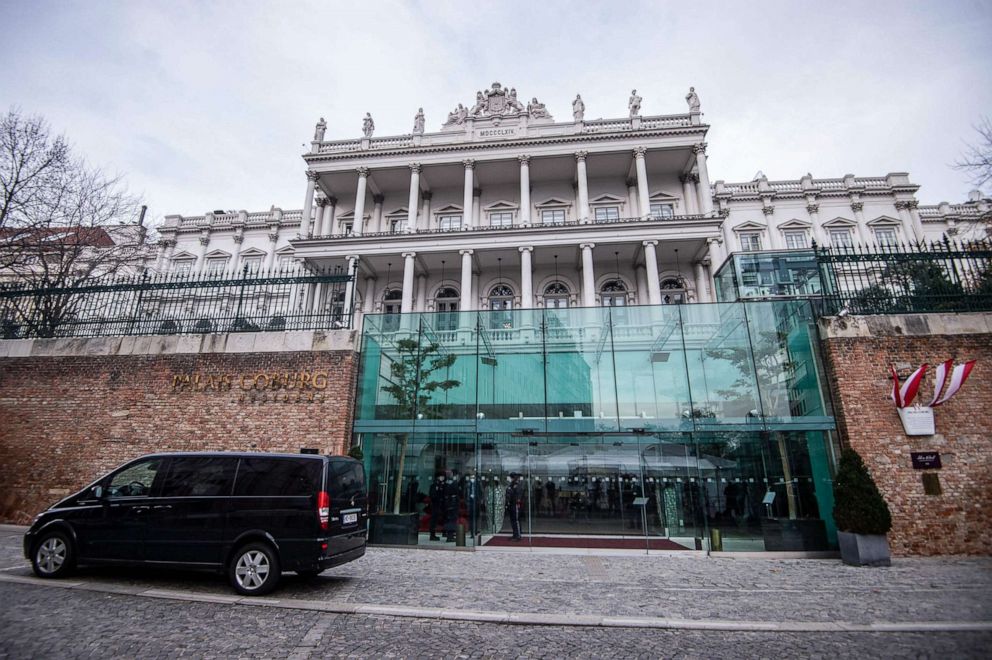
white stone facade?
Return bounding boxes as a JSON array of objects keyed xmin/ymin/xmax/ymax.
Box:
[{"xmin": 157, "ymin": 83, "xmax": 992, "ymax": 326}]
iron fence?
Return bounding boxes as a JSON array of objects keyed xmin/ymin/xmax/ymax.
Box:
[
  {"xmin": 814, "ymin": 238, "xmax": 992, "ymax": 314},
  {"xmin": 0, "ymin": 265, "xmax": 355, "ymax": 339}
]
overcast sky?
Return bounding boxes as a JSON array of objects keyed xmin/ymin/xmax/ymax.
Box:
[{"xmin": 2, "ymin": 0, "xmax": 990, "ymax": 224}]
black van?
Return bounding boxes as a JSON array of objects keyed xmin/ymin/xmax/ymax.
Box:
[{"xmin": 23, "ymin": 452, "xmax": 367, "ymax": 596}]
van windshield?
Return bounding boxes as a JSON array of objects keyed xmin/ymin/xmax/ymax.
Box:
[{"xmin": 327, "ymin": 461, "xmax": 364, "ymax": 501}]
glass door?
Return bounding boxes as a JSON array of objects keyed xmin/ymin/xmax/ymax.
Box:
[{"xmin": 639, "ymin": 433, "xmax": 706, "ymax": 550}]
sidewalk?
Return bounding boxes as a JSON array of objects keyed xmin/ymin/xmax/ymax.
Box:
[{"xmin": 4, "ymin": 525, "xmax": 991, "ymax": 630}]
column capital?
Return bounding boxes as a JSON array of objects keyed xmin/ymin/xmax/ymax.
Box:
[
  {"xmin": 707, "ymin": 237, "xmax": 724, "ymax": 245},
  {"xmin": 409, "ymin": 162, "xmax": 421, "ymax": 173},
  {"xmin": 345, "ymin": 254, "xmax": 361, "ymax": 263},
  {"xmin": 625, "ymin": 177, "xmax": 636, "ymax": 188},
  {"xmin": 459, "ymin": 249, "xmax": 474, "ymax": 256},
  {"xmin": 579, "ymin": 243, "xmax": 596, "ymax": 250},
  {"xmin": 267, "ymin": 232, "xmax": 278, "ymax": 243},
  {"xmin": 641, "ymin": 240, "xmax": 658, "ymax": 247},
  {"xmin": 574, "ymin": 150, "xmax": 588, "ymax": 162},
  {"xmin": 906, "ymin": 199, "xmax": 919, "ymax": 209},
  {"xmin": 327, "ymin": 195, "xmax": 338, "ymax": 206},
  {"xmin": 356, "ymin": 166, "xmax": 370, "ymax": 178},
  {"xmin": 462, "ymin": 159, "xmax": 476, "ymax": 170},
  {"xmin": 693, "ymin": 143, "xmax": 708, "ymax": 155},
  {"xmin": 518, "ymin": 246, "xmax": 534, "ymax": 253},
  {"xmin": 232, "ymin": 234, "xmax": 244, "ymax": 244},
  {"xmin": 806, "ymin": 203, "xmax": 820, "ymax": 214},
  {"xmin": 422, "ymin": 190, "xmax": 433, "ymax": 200},
  {"xmin": 198, "ymin": 236, "xmax": 210, "ymax": 246},
  {"xmin": 372, "ymin": 193, "xmax": 385, "ymax": 204},
  {"xmin": 850, "ymin": 201, "xmax": 864, "ymax": 212},
  {"xmin": 633, "ymin": 146, "xmax": 647, "ymax": 158},
  {"xmin": 518, "ymin": 154, "xmax": 531, "ymax": 165},
  {"xmin": 305, "ymin": 170, "xmax": 320, "ymax": 182},
  {"xmin": 401, "ymin": 251, "xmax": 416, "ymax": 259},
  {"xmin": 761, "ymin": 205, "xmax": 775, "ymax": 216},
  {"xmin": 473, "ymin": 187, "xmax": 482, "ymax": 197},
  {"xmin": 316, "ymin": 196, "xmax": 329, "ymax": 208}
]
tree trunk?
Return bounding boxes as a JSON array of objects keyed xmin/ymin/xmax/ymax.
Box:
[
  {"xmin": 391, "ymin": 433, "xmax": 408, "ymax": 514},
  {"xmin": 777, "ymin": 433, "xmax": 798, "ymax": 519}
]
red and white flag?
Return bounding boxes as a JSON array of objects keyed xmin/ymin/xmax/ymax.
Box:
[
  {"xmin": 931, "ymin": 360, "xmax": 976, "ymax": 407},
  {"xmin": 891, "ymin": 363, "xmax": 928, "ymax": 409}
]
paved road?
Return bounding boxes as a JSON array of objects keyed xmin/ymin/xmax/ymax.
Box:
[{"xmin": 1, "ymin": 582, "xmax": 989, "ymax": 659}]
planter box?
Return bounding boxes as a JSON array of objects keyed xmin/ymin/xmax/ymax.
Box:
[
  {"xmin": 368, "ymin": 512, "xmax": 419, "ymax": 546},
  {"xmin": 838, "ymin": 531, "xmax": 891, "ymax": 567},
  {"xmin": 761, "ymin": 518, "xmax": 829, "ymax": 551}
]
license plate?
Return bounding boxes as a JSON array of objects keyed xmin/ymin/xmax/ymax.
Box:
[{"xmin": 343, "ymin": 513, "xmax": 358, "ymax": 525}]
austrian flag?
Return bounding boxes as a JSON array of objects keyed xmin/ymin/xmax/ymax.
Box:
[{"xmin": 890, "ymin": 360, "xmax": 976, "ymax": 409}]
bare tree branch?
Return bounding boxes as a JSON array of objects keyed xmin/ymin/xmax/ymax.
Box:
[{"xmin": 954, "ymin": 116, "xmax": 992, "ymax": 193}]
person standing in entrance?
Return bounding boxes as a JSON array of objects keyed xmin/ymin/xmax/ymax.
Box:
[{"xmin": 506, "ymin": 474, "xmax": 523, "ymax": 541}]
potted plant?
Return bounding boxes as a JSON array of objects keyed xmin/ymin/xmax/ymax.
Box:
[{"xmin": 832, "ymin": 448, "xmax": 893, "ymax": 566}]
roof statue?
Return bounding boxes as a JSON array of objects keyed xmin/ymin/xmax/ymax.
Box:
[
  {"xmin": 686, "ymin": 86, "xmax": 700, "ymax": 112},
  {"xmin": 413, "ymin": 108, "xmax": 425, "ymax": 134},
  {"xmin": 313, "ymin": 117, "xmax": 326, "ymax": 142},
  {"xmin": 628, "ymin": 89, "xmax": 642, "ymax": 117},
  {"xmin": 572, "ymin": 94, "xmax": 585, "ymax": 121},
  {"xmin": 442, "ymin": 82, "xmax": 552, "ymax": 127},
  {"xmin": 527, "ymin": 97, "xmax": 551, "ymax": 119},
  {"xmin": 362, "ymin": 113, "xmax": 375, "ymax": 138}
]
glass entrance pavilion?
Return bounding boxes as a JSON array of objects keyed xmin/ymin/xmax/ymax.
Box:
[{"xmin": 355, "ymin": 300, "xmax": 839, "ymax": 552}]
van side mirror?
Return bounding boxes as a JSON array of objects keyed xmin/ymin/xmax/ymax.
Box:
[{"xmin": 90, "ymin": 485, "xmax": 104, "ymax": 500}]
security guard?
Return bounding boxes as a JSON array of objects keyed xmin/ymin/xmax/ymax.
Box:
[{"xmin": 506, "ymin": 473, "xmax": 523, "ymax": 541}]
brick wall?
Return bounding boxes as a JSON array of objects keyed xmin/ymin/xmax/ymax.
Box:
[
  {"xmin": 819, "ymin": 314, "xmax": 992, "ymax": 556},
  {"xmin": 0, "ymin": 332, "xmax": 359, "ymax": 524}
]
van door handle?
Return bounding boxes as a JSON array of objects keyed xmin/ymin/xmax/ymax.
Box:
[
  {"xmin": 152, "ymin": 505, "xmax": 173, "ymax": 510},
  {"xmin": 132, "ymin": 506, "xmax": 150, "ymax": 513}
]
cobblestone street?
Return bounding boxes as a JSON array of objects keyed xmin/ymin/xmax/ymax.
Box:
[{"xmin": 2, "ymin": 527, "xmax": 991, "ymax": 658}]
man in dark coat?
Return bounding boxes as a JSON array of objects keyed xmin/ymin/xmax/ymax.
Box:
[
  {"xmin": 506, "ymin": 474, "xmax": 523, "ymax": 541},
  {"xmin": 429, "ymin": 474, "xmax": 445, "ymax": 541},
  {"xmin": 443, "ymin": 470, "xmax": 461, "ymax": 542}
]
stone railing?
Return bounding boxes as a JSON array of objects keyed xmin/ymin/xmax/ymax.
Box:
[
  {"xmin": 179, "ymin": 215, "xmax": 209, "ymax": 227},
  {"xmin": 718, "ymin": 176, "xmax": 900, "ymax": 196}
]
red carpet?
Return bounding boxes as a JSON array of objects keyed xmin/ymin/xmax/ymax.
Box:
[{"xmin": 483, "ymin": 535, "xmax": 691, "ymax": 550}]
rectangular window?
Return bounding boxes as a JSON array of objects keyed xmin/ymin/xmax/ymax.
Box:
[
  {"xmin": 593, "ymin": 206, "xmax": 620, "ymax": 222},
  {"xmin": 874, "ymin": 227, "xmax": 897, "ymax": 246},
  {"xmin": 784, "ymin": 231, "xmax": 808, "ymax": 249},
  {"xmin": 326, "ymin": 461, "xmax": 365, "ymax": 500},
  {"xmin": 389, "ymin": 217, "xmax": 406, "ymax": 234},
  {"xmin": 489, "ymin": 212, "xmax": 513, "ymax": 228},
  {"xmin": 277, "ymin": 256, "xmax": 295, "ymax": 271},
  {"xmin": 541, "ymin": 209, "xmax": 566, "ymax": 225},
  {"xmin": 161, "ymin": 457, "xmax": 237, "ymax": 497},
  {"xmin": 205, "ymin": 259, "xmax": 227, "ymax": 275},
  {"xmin": 439, "ymin": 214, "xmax": 462, "ymax": 231},
  {"xmin": 649, "ymin": 203, "xmax": 674, "ymax": 219},
  {"xmin": 740, "ymin": 233, "xmax": 762, "ymax": 252},
  {"xmin": 340, "ymin": 222, "xmax": 353, "ymax": 236},
  {"xmin": 173, "ymin": 260, "xmax": 193, "ymax": 276},
  {"xmin": 233, "ymin": 458, "xmax": 321, "ymax": 497},
  {"xmin": 829, "ymin": 229, "xmax": 853, "ymax": 247},
  {"xmin": 242, "ymin": 256, "xmax": 263, "ymax": 272}
]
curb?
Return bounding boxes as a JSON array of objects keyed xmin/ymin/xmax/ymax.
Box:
[{"xmin": 0, "ymin": 572, "xmax": 989, "ymax": 633}]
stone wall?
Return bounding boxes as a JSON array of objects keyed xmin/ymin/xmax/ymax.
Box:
[
  {"xmin": 819, "ymin": 313, "xmax": 992, "ymax": 556},
  {"xmin": 0, "ymin": 331, "xmax": 360, "ymax": 524}
]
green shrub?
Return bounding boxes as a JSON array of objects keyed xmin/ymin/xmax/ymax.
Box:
[
  {"xmin": 347, "ymin": 445, "xmax": 364, "ymax": 461},
  {"xmin": 832, "ymin": 448, "xmax": 892, "ymax": 535}
]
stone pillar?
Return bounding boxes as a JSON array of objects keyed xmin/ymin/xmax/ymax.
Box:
[
  {"xmin": 575, "ymin": 151, "xmax": 590, "ymax": 223},
  {"xmin": 415, "ymin": 273, "xmax": 427, "ymax": 312},
  {"xmin": 707, "ymin": 237, "xmax": 726, "ymax": 271},
  {"xmin": 353, "ymin": 167, "xmax": 369, "ymax": 236},
  {"xmin": 265, "ymin": 228, "xmax": 278, "ymax": 271},
  {"xmin": 519, "ymin": 156, "xmax": 532, "ymax": 225},
  {"xmin": 694, "ymin": 144, "xmax": 713, "ymax": 215},
  {"xmin": 343, "ymin": 255, "xmax": 359, "ymax": 322},
  {"xmin": 580, "ymin": 243, "xmax": 596, "ymax": 307},
  {"xmin": 681, "ymin": 175, "xmax": 699, "ymax": 215},
  {"xmin": 315, "ymin": 197, "xmax": 329, "ymax": 237},
  {"xmin": 371, "ymin": 194, "xmax": 384, "ymax": 234},
  {"xmin": 473, "ymin": 188, "xmax": 482, "ymax": 227},
  {"xmin": 642, "ymin": 240, "xmax": 661, "ymax": 305},
  {"xmin": 634, "ymin": 147, "xmax": 651, "ymax": 218},
  {"xmin": 324, "ymin": 197, "xmax": 337, "ymax": 236},
  {"xmin": 765, "ymin": 208, "xmax": 784, "ymax": 249},
  {"xmin": 460, "ymin": 249, "xmax": 474, "ymax": 311},
  {"xmin": 301, "ymin": 170, "xmax": 318, "ymax": 237},
  {"xmin": 154, "ymin": 240, "xmax": 168, "ymax": 271},
  {"xmin": 694, "ymin": 261, "xmax": 710, "ymax": 303},
  {"xmin": 626, "ymin": 178, "xmax": 639, "ymax": 218},
  {"xmin": 407, "ymin": 163, "xmax": 421, "ymax": 235},
  {"xmin": 419, "ymin": 191, "xmax": 432, "ymax": 232},
  {"xmin": 229, "ymin": 233, "xmax": 244, "ymax": 274},
  {"xmin": 896, "ymin": 200, "xmax": 924, "ymax": 242},
  {"xmin": 851, "ymin": 201, "xmax": 869, "ymax": 244},
  {"xmin": 462, "ymin": 160, "xmax": 475, "ymax": 229},
  {"xmin": 195, "ymin": 233, "xmax": 210, "ymax": 274},
  {"xmin": 808, "ymin": 202, "xmax": 827, "ymax": 245},
  {"xmin": 401, "ymin": 252, "xmax": 416, "ymax": 314},
  {"xmin": 635, "ymin": 265, "xmax": 649, "ymax": 305},
  {"xmin": 907, "ymin": 200, "xmax": 924, "ymax": 242},
  {"xmin": 363, "ymin": 276, "xmax": 376, "ymax": 313},
  {"xmin": 519, "ymin": 246, "xmax": 534, "ymax": 308}
]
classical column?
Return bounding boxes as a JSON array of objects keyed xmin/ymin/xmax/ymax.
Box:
[
  {"xmin": 635, "ymin": 264, "xmax": 649, "ymax": 305},
  {"xmin": 633, "ymin": 147, "xmax": 651, "ymax": 218},
  {"xmin": 580, "ymin": 243, "xmax": 596, "ymax": 307},
  {"xmin": 694, "ymin": 261, "xmax": 710, "ymax": 303},
  {"xmin": 460, "ymin": 249, "xmax": 474, "ymax": 311},
  {"xmin": 851, "ymin": 201, "xmax": 869, "ymax": 244},
  {"xmin": 343, "ymin": 255, "xmax": 359, "ymax": 322},
  {"xmin": 415, "ymin": 273, "xmax": 427, "ymax": 312},
  {"xmin": 693, "ymin": 144, "xmax": 714, "ymax": 215},
  {"xmin": 407, "ymin": 164, "xmax": 421, "ymax": 235},
  {"xmin": 353, "ymin": 167, "xmax": 369, "ymax": 235},
  {"xmin": 519, "ymin": 247, "xmax": 534, "ymax": 308},
  {"xmin": 154, "ymin": 240, "xmax": 169, "ymax": 271},
  {"xmin": 681, "ymin": 174, "xmax": 699, "ymax": 215},
  {"xmin": 301, "ymin": 170, "xmax": 318, "ymax": 237},
  {"xmin": 362, "ymin": 276, "xmax": 376, "ymax": 313},
  {"xmin": 401, "ymin": 252, "xmax": 416, "ymax": 313},
  {"xmin": 626, "ymin": 178, "xmax": 640, "ymax": 218},
  {"xmin": 324, "ymin": 197, "xmax": 337, "ymax": 236},
  {"xmin": 765, "ymin": 207, "xmax": 784, "ymax": 249},
  {"xmin": 195, "ymin": 233, "xmax": 210, "ymax": 274},
  {"xmin": 896, "ymin": 200, "xmax": 924, "ymax": 242},
  {"xmin": 462, "ymin": 160, "xmax": 475, "ymax": 228},
  {"xmin": 575, "ymin": 151, "xmax": 590, "ymax": 223},
  {"xmin": 419, "ymin": 191, "xmax": 432, "ymax": 232},
  {"xmin": 642, "ymin": 240, "xmax": 662, "ymax": 305},
  {"xmin": 315, "ymin": 196, "xmax": 329, "ymax": 236},
  {"xmin": 907, "ymin": 200, "xmax": 925, "ymax": 242},
  {"xmin": 519, "ymin": 156, "xmax": 532, "ymax": 225},
  {"xmin": 707, "ymin": 237, "xmax": 726, "ymax": 270},
  {"xmin": 473, "ymin": 187, "xmax": 482, "ymax": 227},
  {"xmin": 265, "ymin": 228, "xmax": 278, "ymax": 271},
  {"xmin": 808, "ymin": 202, "xmax": 827, "ymax": 245},
  {"xmin": 228, "ymin": 233, "xmax": 244, "ymax": 274},
  {"xmin": 371, "ymin": 194, "xmax": 384, "ymax": 234}
]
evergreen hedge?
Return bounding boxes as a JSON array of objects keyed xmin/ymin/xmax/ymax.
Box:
[{"xmin": 832, "ymin": 448, "xmax": 892, "ymax": 535}]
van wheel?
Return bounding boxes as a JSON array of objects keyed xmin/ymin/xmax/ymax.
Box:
[
  {"xmin": 32, "ymin": 530, "xmax": 75, "ymax": 579},
  {"xmin": 229, "ymin": 542, "xmax": 281, "ymax": 596}
]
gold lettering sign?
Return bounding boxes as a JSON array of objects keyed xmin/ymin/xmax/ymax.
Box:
[{"xmin": 173, "ymin": 370, "xmax": 331, "ymax": 403}]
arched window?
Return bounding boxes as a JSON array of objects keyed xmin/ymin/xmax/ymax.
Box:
[
  {"xmin": 660, "ymin": 278, "xmax": 686, "ymax": 305},
  {"xmin": 331, "ymin": 291, "xmax": 347, "ymax": 326},
  {"xmin": 382, "ymin": 289, "xmax": 402, "ymax": 331},
  {"xmin": 600, "ymin": 279, "xmax": 627, "ymax": 307},
  {"xmin": 488, "ymin": 284, "xmax": 514, "ymax": 329},
  {"xmin": 544, "ymin": 281, "xmax": 570, "ymax": 309},
  {"xmin": 436, "ymin": 286, "xmax": 459, "ymax": 330}
]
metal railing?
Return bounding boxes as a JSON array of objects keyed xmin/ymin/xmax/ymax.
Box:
[
  {"xmin": 0, "ymin": 265, "xmax": 355, "ymax": 339},
  {"xmin": 814, "ymin": 238, "xmax": 992, "ymax": 314}
]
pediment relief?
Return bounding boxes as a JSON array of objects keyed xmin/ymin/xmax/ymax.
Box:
[
  {"xmin": 866, "ymin": 215, "xmax": 901, "ymax": 226},
  {"xmin": 484, "ymin": 200, "xmax": 519, "ymax": 211},
  {"xmin": 204, "ymin": 249, "xmax": 232, "ymax": 258},
  {"xmin": 275, "ymin": 246, "xmax": 296, "ymax": 255},
  {"xmin": 239, "ymin": 247, "xmax": 267, "ymax": 257},
  {"xmin": 732, "ymin": 221, "xmax": 767, "ymax": 232},
  {"xmin": 590, "ymin": 193, "xmax": 626, "ymax": 204},
  {"xmin": 777, "ymin": 218, "xmax": 812, "ymax": 229},
  {"xmin": 535, "ymin": 197, "xmax": 571, "ymax": 208},
  {"xmin": 822, "ymin": 216, "xmax": 857, "ymax": 227},
  {"xmin": 649, "ymin": 191, "xmax": 679, "ymax": 200},
  {"xmin": 171, "ymin": 251, "xmax": 197, "ymax": 260},
  {"xmin": 385, "ymin": 207, "xmax": 409, "ymax": 217},
  {"xmin": 433, "ymin": 204, "xmax": 463, "ymax": 214}
]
